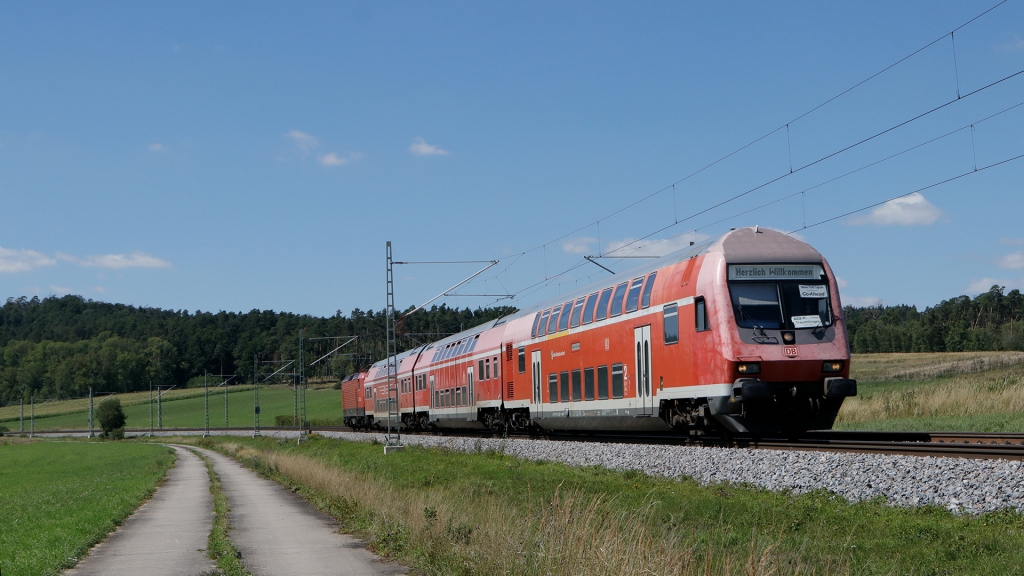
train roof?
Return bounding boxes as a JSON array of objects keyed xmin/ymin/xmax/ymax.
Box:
[
  {"xmin": 496, "ymin": 226, "xmax": 823, "ymax": 322},
  {"xmin": 376, "ymin": 227, "xmax": 823, "ymax": 357}
]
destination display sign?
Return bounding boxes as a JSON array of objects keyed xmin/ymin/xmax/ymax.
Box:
[{"xmin": 728, "ymin": 264, "xmax": 823, "ymax": 281}]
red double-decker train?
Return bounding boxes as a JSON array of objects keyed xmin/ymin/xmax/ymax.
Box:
[{"xmin": 342, "ymin": 227, "xmax": 856, "ymax": 437}]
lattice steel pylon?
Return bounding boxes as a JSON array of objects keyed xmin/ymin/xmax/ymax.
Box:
[
  {"xmin": 298, "ymin": 328, "xmax": 307, "ymax": 443},
  {"xmin": 385, "ymin": 241, "xmax": 401, "ymax": 450}
]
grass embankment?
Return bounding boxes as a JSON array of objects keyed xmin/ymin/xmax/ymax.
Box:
[
  {"xmin": 178, "ymin": 435, "xmax": 1024, "ymax": 576},
  {"xmin": 191, "ymin": 448, "xmax": 253, "ymax": 576},
  {"xmin": 836, "ymin": 352, "xmax": 1024, "ymax": 432},
  {"xmin": 0, "ymin": 439, "xmax": 174, "ymax": 576},
  {"xmin": 19, "ymin": 386, "xmax": 340, "ymax": 431},
  {"xmin": 0, "ymin": 386, "xmax": 255, "ymax": 424}
]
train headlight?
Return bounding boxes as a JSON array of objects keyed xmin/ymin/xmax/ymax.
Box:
[
  {"xmin": 737, "ymin": 362, "xmax": 761, "ymax": 375},
  {"xmin": 782, "ymin": 331, "xmax": 795, "ymax": 344},
  {"xmin": 822, "ymin": 361, "xmax": 844, "ymax": 373}
]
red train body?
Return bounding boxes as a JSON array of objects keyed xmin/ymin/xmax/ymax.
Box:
[{"xmin": 343, "ymin": 227, "xmax": 856, "ymax": 435}]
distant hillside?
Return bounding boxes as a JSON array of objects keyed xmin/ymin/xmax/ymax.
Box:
[
  {"xmin": 0, "ymin": 295, "xmax": 515, "ymax": 402},
  {"xmin": 4, "ymin": 284, "xmax": 1021, "ymax": 402},
  {"xmin": 845, "ymin": 285, "xmax": 1024, "ymax": 353}
]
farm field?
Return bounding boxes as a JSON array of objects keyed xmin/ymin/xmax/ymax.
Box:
[
  {"xmin": 22, "ymin": 386, "xmax": 342, "ymax": 431},
  {"xmin": 174, "ymin": 434, "xmax": 1024, "ymax": 576},
  {"xmin": 836, "ymin": 351, "xmax": 1024, "ymax": 432},
  {"xmin": 0, "ymin": 385, "xmax": 255, "ymax": 423},
  {"xmin": 0, "ymin": 439, "xmax": 174, "ymax": 576}
]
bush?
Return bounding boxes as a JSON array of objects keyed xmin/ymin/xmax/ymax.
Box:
[
  {"xmin": 110, "ymin": 427, "xmax": 125, "ymax": 440},
  {"xmin": 96, "ymin": 397, "xmax": 126, "ymax": 435},
  {"xmin": 0, "ymin": 424, "xmax": 7, "ymax": 437}
]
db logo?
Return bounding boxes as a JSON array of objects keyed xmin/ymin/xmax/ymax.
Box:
[{"xmin": 783, "ymin": 346, "xmax": 799, "ymax": 357}]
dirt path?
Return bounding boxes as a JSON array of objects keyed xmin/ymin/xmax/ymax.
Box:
[
  {"xmin": 192, "ymin": 446, "xmax": 406, "ymax": 576},
  {"xmin": 65, "ymin": 446, "xmax": 216, "ymax": 576}
]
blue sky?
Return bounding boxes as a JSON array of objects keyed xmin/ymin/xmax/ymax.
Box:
[{"xmin": 2, "ymin": 1, "xmax": 1023, "ymax": 317}]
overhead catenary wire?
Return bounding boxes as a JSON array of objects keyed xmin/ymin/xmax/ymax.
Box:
[
  {"xmin": 797, "ymin": 152, "xmax": 1024, "ymax": 232},
  {"xmin": 600, "ymin": 68, "xmax": 1024, "ymax": 260},
  {"xmin": 485, "ymin": 0, "xmax": 1010, "ymax": 265},
  {"xmin": 459, "ymin": 1, "xmax": 1017, "ymax": 308},
  {"xmin": 617, "ymin": 98, "xmax": 1024, "ymax": 257}
]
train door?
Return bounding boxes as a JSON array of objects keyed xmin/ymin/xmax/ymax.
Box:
[
  {"xmin": 634, "ymin": 325, "xmax": 653, "ymax": 415},
  {"xmin": 467, "ymin": 365, "xmax": 475, "ymax": 418},
  {"xmin": 429, "ymin": 374, "xmax": 435, "ymax": 410},
  {"xmin": 531, "ymin": 349, "xmax": 542, "ymax": 409}
]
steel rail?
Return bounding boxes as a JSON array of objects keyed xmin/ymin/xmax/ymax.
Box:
[{"xmin": 27, "ymin": 426, "xmax": 1024, "ymax": 460}]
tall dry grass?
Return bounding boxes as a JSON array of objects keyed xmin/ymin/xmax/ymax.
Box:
[
  {"xmin": 837, "ymin": 372, "xmax": 1024, "ymax": 423},
  {"xmin": 222, "ymin": 444, "xmax": 832, "ymax": 576}
]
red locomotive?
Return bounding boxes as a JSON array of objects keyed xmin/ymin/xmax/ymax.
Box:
[{"xmin": 342, "ymin": 227, "xmax": 856, "ymax": 436}]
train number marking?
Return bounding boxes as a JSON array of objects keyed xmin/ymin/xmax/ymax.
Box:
[{"xmin": 783, "ymin": 346, "xmax": 799, "ymax": 357}]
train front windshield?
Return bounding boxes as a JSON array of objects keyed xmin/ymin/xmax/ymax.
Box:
[{"xmin": 730, "ymin": 282, "xmax": 832, "ymax": 330}]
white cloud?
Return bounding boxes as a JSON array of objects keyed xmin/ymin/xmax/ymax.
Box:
[
  {"xmin": 966, "ymin": 277, "xmax": 1024, "ymax": 294},
  {"xmin": 835, "ymin": 276, "xmax": 849, "ymax": 289},
  {"xmin": 561, "ymin": 237, "xmax": 596, "ymax": 255},
  {"xmin": 92, "ymin": 286, "xmax": 107, "ymax": 293},
  {"xmin": 997, "ymin": 251, "xmax": 1024, "ymax": 270},
  {"xmin": 0, "ymin": 246, "xmax": 56, "ymax": 273},
  {"xmin": 847, "ymin": 193, "xmax": 943, "ymax": 226},
  {"xmin": 318, "ymin": 152, "xmax": 360, "ymax": 166},
  {"xmin": 409, "ymin": 137, "xmax": 449, "ymax": 156},
  {"xmin": 285, "ymin": 130, "xmax": 320, "ymax": 151},
  {"xmin": 49, "ymin": 285, "xmax": 74, "ymax": 296},
  {"xmin": 605, "ymin": 232, "xmax": 710, "ymax": 258},
  {"xmin": 842, "ymin": 296, "xmax": 884, "ymax": 308},
  {"xmin": 60, "ymin": 251, "xmax": 171, "ymax": 269},
  {"xmin": 998, "ymin": 35, "xmax": 1024, "ymax": 52},
  {"xmin": 1001, "ymin": 238, "xmax": 1024, "ymax": 246},
  {"xmin": 148, "ymin": 143, "xmax": 166, "ymax": 152}
]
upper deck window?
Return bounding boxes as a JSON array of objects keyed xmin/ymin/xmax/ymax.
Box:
[
  {"xmin": 546, "ymin": 305, "xmax": 562, "ymax": 335},
  {"xmin": 641, "ymin": 272, "xmax": 657, "ymax": 308},
  {"xmin": 609, "ymin": 282, "xmax": 629, "ymax": 317},
  {"xmin": 537, "ymin": 309, "xmax": 551, "ymax": 337},
  {"xmin": 624, "ymin": 276, "xmax": 644, "ymax": 313},
  {"xmin": 570, "ymin": 297, "xmax": 586, "ymax": 328},
  {"xmin": 558, "ymin": 301, "xmax": 573, "ymax": 332},
  {"xmin": 582, "ymin": 292, "xmax": 598, "ymax": 325},
  {"xmin": 468, "ymin": 335, "xmax": 480, "ymax": 353},
  {"xmin": 531, "ymin": 313, "xmax": 541, "ymax": 338},
  {"xmin": 595, "ymin": 288, "xmax": 613, "ymax": 321}
]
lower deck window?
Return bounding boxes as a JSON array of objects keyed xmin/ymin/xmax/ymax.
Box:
[
  {"xmin": 612, "ymin": 364, "xmax": 624, "ymax": 399},
  {"xmin": 598, "ymin": 365, "xmax": 609, "ymax": 400},
  {"xmin": 559, "ymin": 371, "xmax": 570, "ymax": 403},
  {"xmin": 548, "ymin": 373, "xmax": 558, "ymax": 403},
  {"xmin": 584, "ymin": 367, "xmax": 595, "ymax": 401},
  {"xmin": 571, "ymin": 370, "xmax": 582, "ymax": 401}
]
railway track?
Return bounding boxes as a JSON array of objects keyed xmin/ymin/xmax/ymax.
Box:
[{"xmin": 30, "ymin": 426, "xmax": 1024, "ymax": 461}]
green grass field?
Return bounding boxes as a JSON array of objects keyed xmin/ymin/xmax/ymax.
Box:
[
  {"xmin": 183, "ymin": 435, "xmax": 1024, "ymax": 576},
  {"xmin": 0, "ymin": 440, "xmax": 174, "ymax": 576},
  {"xmin": 25, "ymin": 386, "xmax": 343, "ymax": 430},
  {"xmin": 0, "ymin": 386, "xmax": 255, "ymax": 423}
]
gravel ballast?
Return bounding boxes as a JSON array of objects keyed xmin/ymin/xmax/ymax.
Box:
[
  {"xmin": 33, "ymin": 428, "xmax": 1024, "ymax": 514},
  {"xmin": 322, "ymin": 431, "xmax": 1024, "ymax": 515}
]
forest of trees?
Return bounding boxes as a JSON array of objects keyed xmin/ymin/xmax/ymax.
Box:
[
  {"xmin": 3, "ymin": 285, "xmax": 1022, "ymax": 402},
  {"xmin": 845, "ymin": 285, "xmax": 1024, "ymax": 354},
  {"xmin": 0, "ymin": 295, "xmax": 514, "ymax": 402}
]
